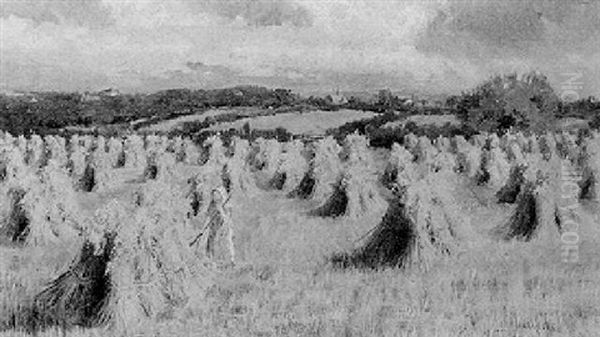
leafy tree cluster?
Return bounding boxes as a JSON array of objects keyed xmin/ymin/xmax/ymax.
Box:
[
  {"xmin": 325, "ymin": 111, "xmax": 403, "ymax": 142},
  {"xmin": 185, "ymin": 125, "xmax": 293, "ymax": 148},
  {"xmin": 449, "ymin": 72, "xmax": 560, "ymax": 133},
  {"xmin": 0, "ymin": 86, "xmax": 301, "ymax": 136},
  {"xmin": 368, "ymin": 122, "xmax": 477, "ymax": 148},
  {"xmin": 326, "ymin": 112, "xmax": 476, "ymax": 149},
  {"xmin": 558, "ymin": 96, "xmax": 600, "ymax": 120}
]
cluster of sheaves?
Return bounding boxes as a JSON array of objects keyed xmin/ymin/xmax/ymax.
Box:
[{"xmin": 0, "ymin": 129, "xmax": 598, "ymax": 334}]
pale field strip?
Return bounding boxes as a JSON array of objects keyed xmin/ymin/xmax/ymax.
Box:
[{"xmin": 206, "ymin": 109, "xmax": 375, "ymax": 135}]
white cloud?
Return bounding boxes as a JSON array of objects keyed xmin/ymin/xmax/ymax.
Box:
[{"xmin": 1, "ymin": 0, "xmax": 598, "ymax": 95}]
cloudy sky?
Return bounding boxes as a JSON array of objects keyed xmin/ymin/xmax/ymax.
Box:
[{"xmin": 1, "ymin": 0, "xmax": 599, "ymax": 96}]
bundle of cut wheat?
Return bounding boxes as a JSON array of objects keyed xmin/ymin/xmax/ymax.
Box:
[
  {"xmin": 496, "ymin": 164, "xmax": 529, "ymax": 203},
  {"xmin": 159, "ymin": 135, "xmax": 170, "ymax": 150},
  {"xmin": 16, "ymin": 135, "xmax": 28, "ymax": 154},
  {"xmin": 21, "ymin": 160, "xmax": 81, "ymax": 245},
  {"xmin": 168, "ymin": 136, "xmax": 185, "ymax": 162},
  {"xmin": 527, "ymin": 134, "xmax": 540, "ymax": 154},
  {"xmin": 499, "ymin": 133, "xmax": 515, "ymax": 153},
  {"xmin": 202, "ymin": 135, "xmax": 228, "ymax": 167},
  {"xmin": 0, "ymin": 147, "xmax": 32, "ymax": 227},
  {"xmin": 44, "ymin": 135, "xmax": 68, "ymax": 168},
  {"xmin": 155, "ymin": 151, "xmax": 177, "ymax": 182},
  {"xmin": 425, "ymin": 136, "xmax": 457, "ymax": 174},
  {"xmin": 412, "ymin": 136, "xmax": 438, "ymax": 166},
  {"xmin": 0, "ymin": 187, "xmax": 30, "ymax": 245},
  {"xmin": 403, "ymin": 133, "xmax": 419, "ymax": 153},
  {"xmin": 333, "ymin": 171, "xmax": 469, "ymax": 270},
  {"xmin": 382, "ymin": 143, "xmax": 416, "ymax": 189},
  {"xmin": 26, "ymin": 134, "xmax": 46, "ymax": 168},
  {"xmin": 189, "ymin": 136, "xmax": 231, "ymax": 215},
  {"xmin": 0, "ymin": 148, "xmax": 37, "ymax": 243},
  {"xmin": 106, "ymin": 137, "xmax": 125, "ymax": 168},
  {"xmin": 300, "ymin": 137, "xmax": 342, "ymax": 203},
  {"xmin": 470, "ymin": 133, "xmax": 488, "ymax": 148},
  {"xmin": 506, "ymin": 141, "xmax": 526, "ymax": 165},
  {"xmin": 451, "ymin": 135, "xmax": 467, "ymax": 153},
  {"xmin": 68, "ymin": 134, "xmax": 80, "ymax": 151},
  {"xmin": 31, "ymin": 232, "xmax": 114, "ymax": 331},
  {"xmin": 434, "ymin": 136, "xmax": 452, "ymax": 153},
  {"xmin": 182, "ymin": 138, "xmax": 200, "ymax": 165},
  {"xmin": 431, "ymin": 149, "xmax": 458, "ymax": 174},
  {"xmin": 90, "ymin": 137, "xmax": 110, "ymax": 167},
  {"xmin": 142, "ymin": 156, "xmax": 159, "ymax": 182},
  {"xmin": 225, "ymin": 137, "xmax": 258, "ymax": 196},
  {"xmin": 123, "ymin": 135, "xmax": 146, "ymax": 169},
  {"xmin": 95, "ymin": 135, "xmax": 107, "ymax": 153},
  {"xmin": 454, "ymin": 137, "xmax": 482, "ymax": 178},
  {"xmin": 144, "ymin": 135, "xmax": 161, "ymax": 155},
  {"xmin": 270, "ymin": 139, "xmax": 307, "ymax": 192},
  {"xmin": 31, "ymin": 199, "xmax": 211, "ymax": 334},
  {"xmin": 134, "ymin": 177, "xmax": 192, "ymax": 224},
  {"xmin": 342, "ymin": 163, "xmax": 387, "ymax": 219},
  {"xmin": 556, "ymin": 132, "xmax": 580, "ymax": 163},
  {"xmin": 90, "ymin": 143, "xmax": 116, "ymax": 193},
  {"xmin": 78, "ymin": 159, "xmax": 97, "ymax": 193},
  {"xmin": 311, "ymin": 134, "xmax": 385, "ymax": 218},
  {"xmin": 480, "ymin": 137, "xmax": 511, "ymax": 189},
  {"xmin": 0, "ymin": 143, "xmax": 8, "ymax": 180},
  {"xmin": 340, "ymin": 133, "xmax": 371, "ymax": 164},
  {"xmin": 67, "ymin": 143, "xmax": 87, "ymax": 188},
  {"xmin": 537, "ymin": 132, "xmax": 556, "ymax": 161},
  {"xmin": 252, "ymin": 138, "xmax": 282, "ymax": 180},
  {"xmin": 81, "ymin": 135, "xmax": 94, "ymax": 153},
  {"xmin": 514, "ymin": 132, "xmax": 530, "ymax": 152},
  {"xmin": 1, "ymin": 159, "xmax": 79, "ymax": 246},
  {"xmin": 143, "ymin": 135, "xmax": 168, "ymax": 173},
  {"xmin": 579, "ymin": 134, "xmax": 600, "ymax": 201},
  {"xmin": 494, "ymin": 176, "xmax": 561, "ymax": 243},
  {"xmin": 1, "ymin": 146, "xmax": 32, "ymax": 184}
]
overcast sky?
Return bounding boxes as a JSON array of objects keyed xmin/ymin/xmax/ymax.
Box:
[{"xmin": 1, "ymin": 0, "xmax": 599, "ymax": 96}]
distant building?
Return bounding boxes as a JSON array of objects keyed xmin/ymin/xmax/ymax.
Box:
[
  {"xmin": 99, "ymin": 88, "xmax": 120, "ymax": 97},
  {"xmin": 82, "ymin": 91, "xmax": 101, "ymax": 102},
  {"xmin": 82, "ymin": 88, "xmax": 120, "ymax": 102},
  {"xmin": 328, "ymin": 90, "xmax": 348, "ymax": 105},
  {"xmin": 3, "ymin": 90, "xmax": 38, "ymax": 103}
]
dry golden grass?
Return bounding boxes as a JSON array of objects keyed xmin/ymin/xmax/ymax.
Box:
[
  {"xmin": 3, "ymin": 184, "xmax": 600, "ymax": 337},
  {"xmin": 2, "ymin": 137, "xmax": 600, "ymax": 337},
  {"xmin": 207, "ymin": 109, "xmax": 375, "ymax": 136}
]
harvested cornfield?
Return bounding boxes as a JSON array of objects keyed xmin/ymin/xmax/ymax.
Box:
[{"xmin": 1, "ymin": 129, "xmax": 599, "ymax": 337}]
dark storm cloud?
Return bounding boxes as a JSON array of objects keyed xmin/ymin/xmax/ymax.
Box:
[
  {"xmin": 0, "ymin": 0, "xmax": 113, "ymax": 27},
  {"xmin": 187, "ymin": 0, "xmax": 313, "ymax": 27}
]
